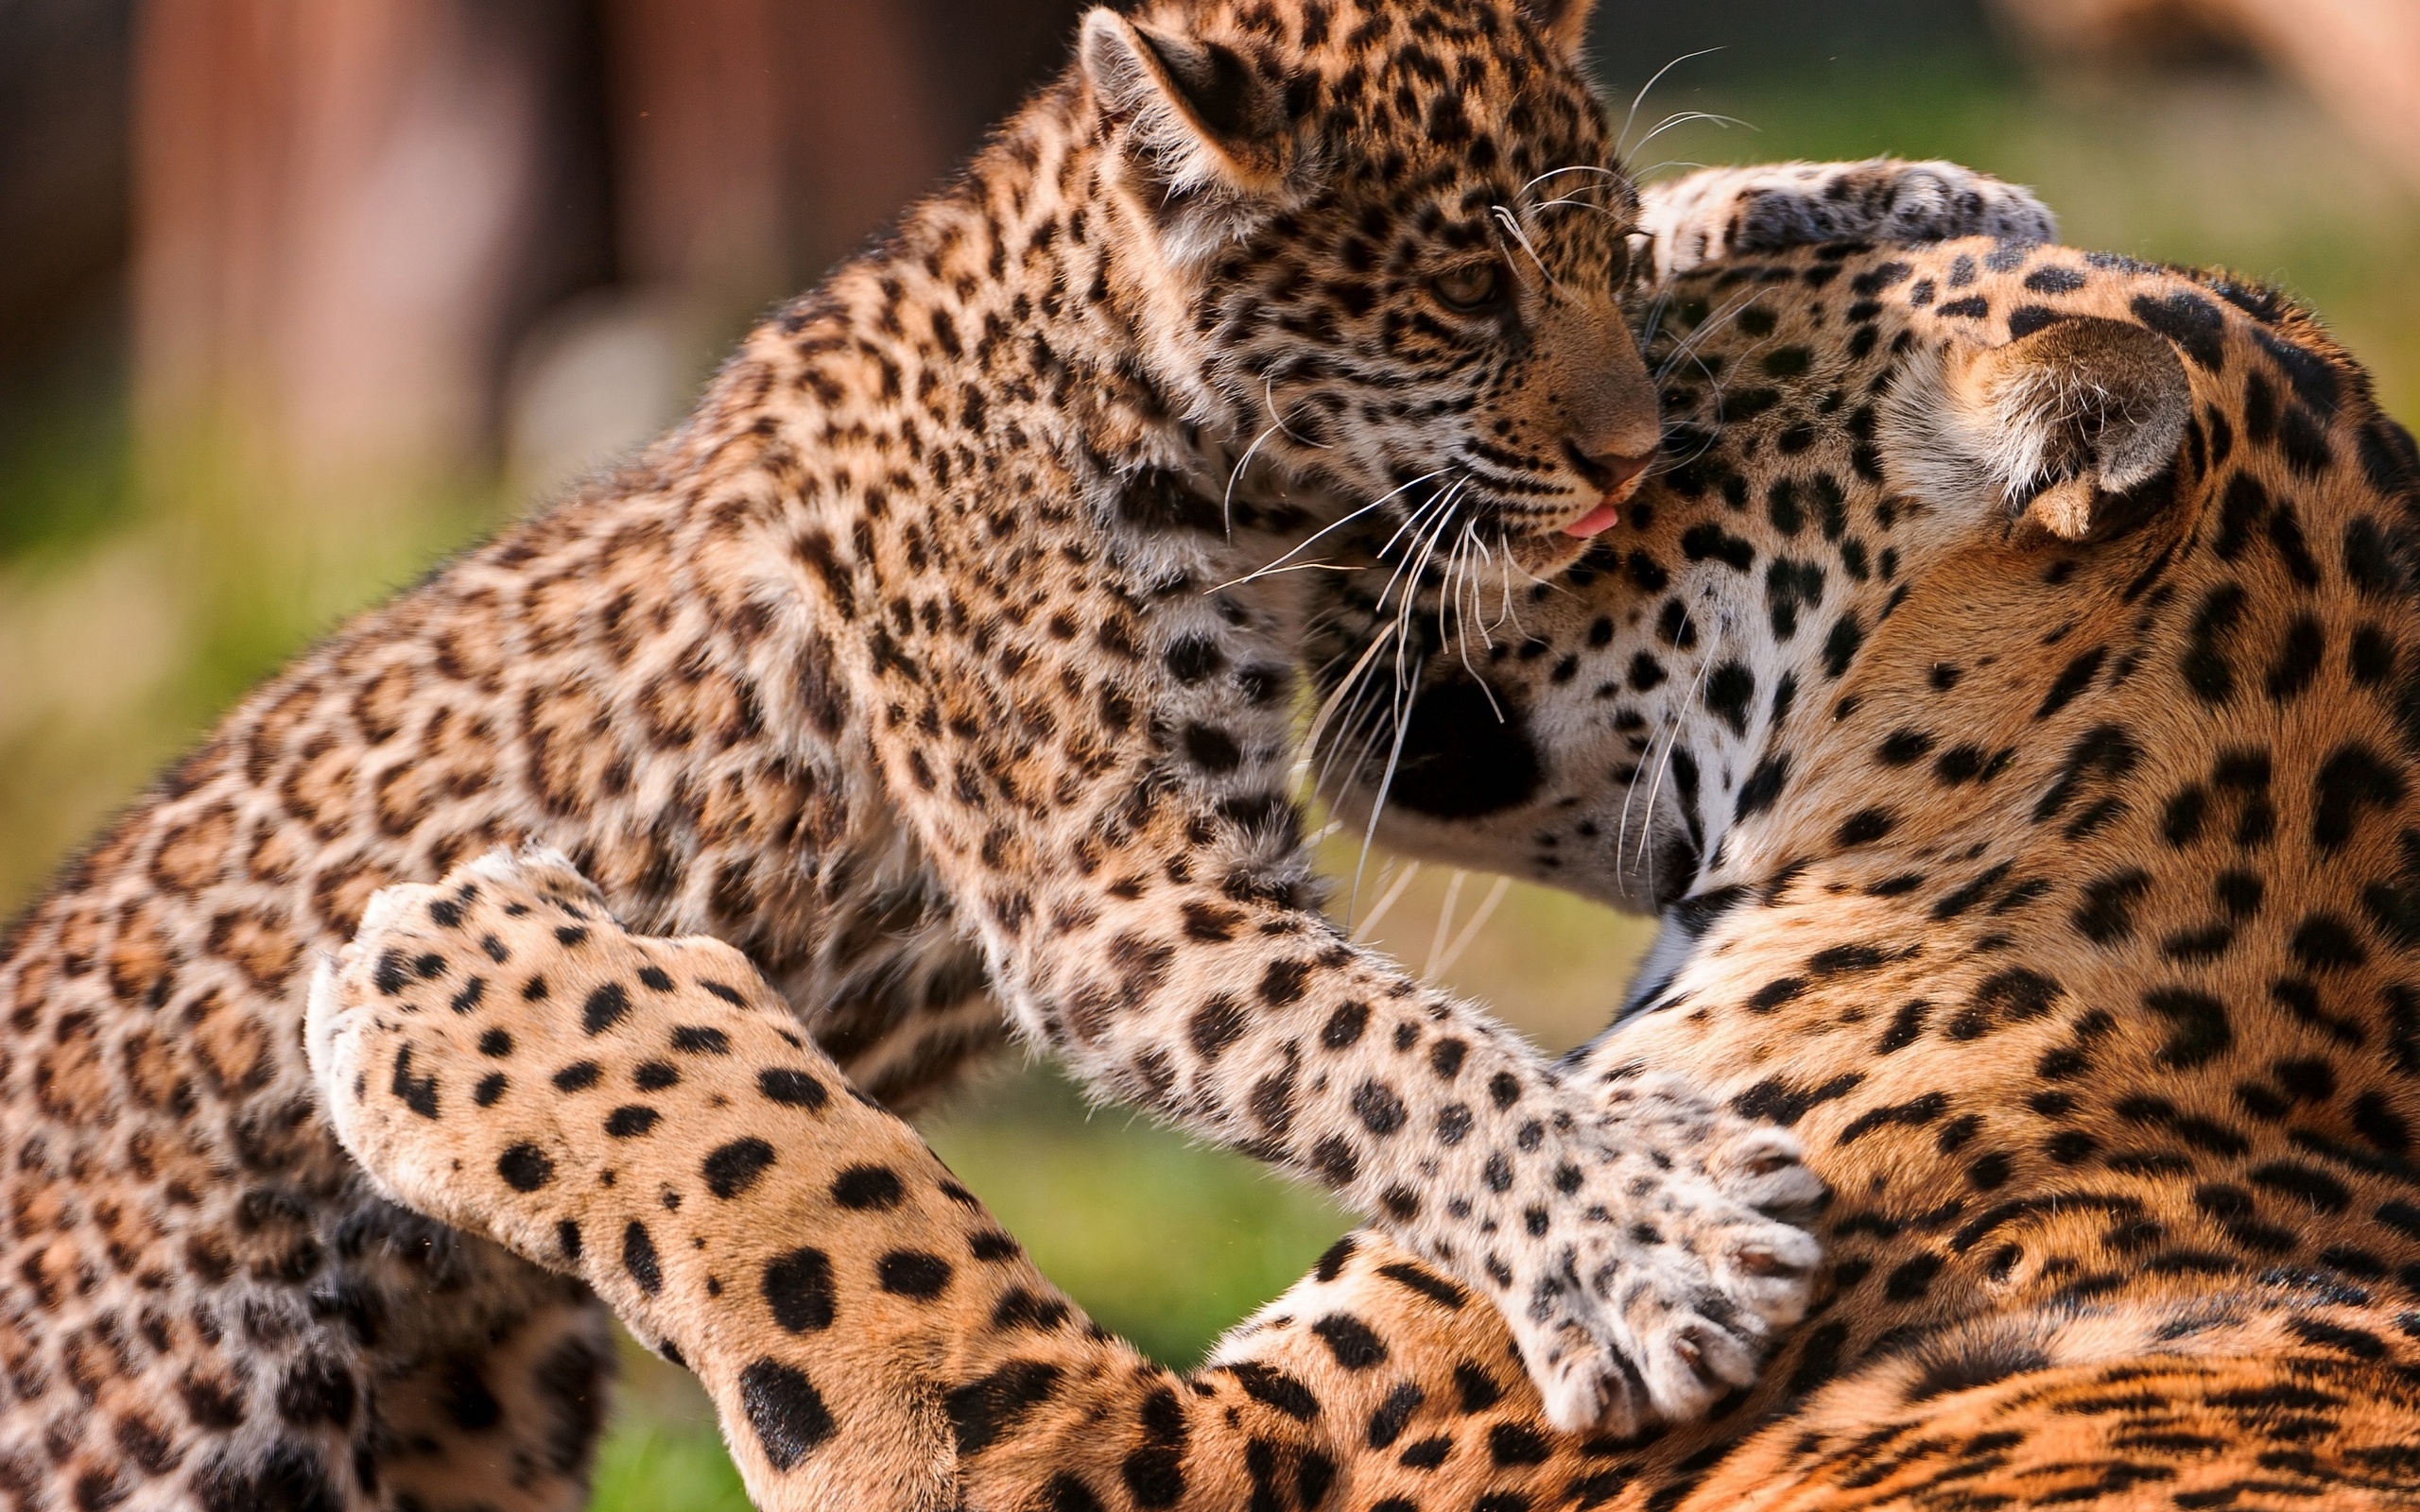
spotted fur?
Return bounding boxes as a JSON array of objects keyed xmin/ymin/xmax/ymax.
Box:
[
  {"xmin": 0, "ymin": 0, "xmax": 2065, "ymax": 1500},
  {"xmin": 323, "ymin": 232, "xmax": 2420, "ymax": 1510}
]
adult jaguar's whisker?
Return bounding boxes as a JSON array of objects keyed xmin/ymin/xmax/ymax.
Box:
[
  {"xmin": 1349, "ymin": 859, "xmax": 1423, "ymax": 943},
  {"xmin": 1431, "ymin": 875, "xmax": 1512, "ymax": 980},
  {"xmin": 1425, "ymin": 868, "xmax": 1467, "ymax": 979},
  {"xmin": 1634, "ymin": 614, "xmax": 1721, "ymax": 882}
]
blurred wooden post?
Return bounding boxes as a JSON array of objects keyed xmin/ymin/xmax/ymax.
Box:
[
  {"xmin": 601, "ymin": 0, "xmax": 786, "ymax": 297},
  {"xmin": 777, "ymin": 0, "xmax": 956, "ymax": 278},
  {"xmin": 600, "ymin": 0, "xmax": 951, "ymax": 301},
  {"xmin": 132, "ymin": 0, "xmax": 558, "ymax": 527},
  {"xmin": 1993, "ymin": 0, "xmax": 2420, "ymax": 193}
]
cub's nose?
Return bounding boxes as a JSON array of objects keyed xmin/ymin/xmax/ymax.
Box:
[{"xmin": 1564, "ymin": 442, "xmax": 1653, "ymax": 498}]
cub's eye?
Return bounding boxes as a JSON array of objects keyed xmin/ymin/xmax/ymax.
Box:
[{"xmin": 1430, "ymin": 262, "xmax": 1506, "ymax": 315}]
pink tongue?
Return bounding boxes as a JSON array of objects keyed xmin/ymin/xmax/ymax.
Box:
[{"xmin": 1563, "ymin": 502, "xmax": 1622, "ymax": 539}]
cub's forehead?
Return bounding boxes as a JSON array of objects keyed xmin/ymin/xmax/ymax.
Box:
[{"xmin": 1167, "ymin": 0, "xmax": 1613, "ymax": 170}]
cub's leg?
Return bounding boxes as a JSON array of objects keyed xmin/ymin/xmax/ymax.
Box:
[
  {"xmin": 366, "ymin": 1290, "xmax": 614, "ymax": 1512},
  {"xmin": 308, "ymin": 850, "xmax": 1082, "ymax": 1510}
]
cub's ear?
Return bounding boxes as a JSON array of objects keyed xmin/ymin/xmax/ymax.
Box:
[
  {"xmin": 1516, "ymin": 0, "xmax": 1599, "ymax": 60},
  {"xmin": 1080, "ymin": 8, "xmax": 1306, "ymax": 251},
  {"xmin": 1881, "ymin": 315, "xmax": 2192, "ymax": 543}
]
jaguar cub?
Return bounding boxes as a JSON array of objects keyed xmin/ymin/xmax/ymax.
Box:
[
  {"xmin": 0, "ymin": 0, "xmax": 2057, "ymax": 1503},
  {"xmin": 320, "ymin": 235, "xmax": 2420, "ymax": 1510}
]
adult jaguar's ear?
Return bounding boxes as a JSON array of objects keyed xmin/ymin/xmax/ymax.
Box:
[
  {"xmin": 1515, "ymin": 0, "xmax": 1599, "ymax": 60},
  {"xmin": 1080, "ymin": 9, "xmax": 1307, "ymax": 260},
  {"xmin": 1881, "ymin": 316, "xmax": 2193, "ymax": 543}
]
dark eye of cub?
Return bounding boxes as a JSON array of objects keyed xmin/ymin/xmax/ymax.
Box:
[{"xmin": 1430, "ymin": 261, "xmax": 1506, "ymax": 314}]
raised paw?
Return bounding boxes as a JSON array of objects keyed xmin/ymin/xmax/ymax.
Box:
[
  {"xmin": 303, "ymin": 847, "xmax": 845, "ymax": 1287},
  {"xmin": 1495, "ymin": 1074, "xmax": 1824, "ymax": 1435},
  {"xmin": 1637, "ymin": 158, "xmax": 2058, "ymax": 281}
]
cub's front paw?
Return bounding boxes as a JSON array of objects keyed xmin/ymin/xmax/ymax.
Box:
[{"xmin": 1496, "ymin": 1074, "xmax": 1824, "ymax": 1435}]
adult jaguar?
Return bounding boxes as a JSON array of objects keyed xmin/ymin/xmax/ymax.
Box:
[
  {"xmin": 0, "ymin": 0, "xmax": 2060, "ymax": 1504},
  {"xmin": 317, "ymin": 233, "xmax": 2420, "ymax": 1509}
]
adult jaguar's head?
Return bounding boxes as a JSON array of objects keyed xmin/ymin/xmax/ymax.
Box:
[
  {"xmin": 1070, "ymin": 0, "xmax": 1660, "ymax": 568},
  {"xmin": 1315, "ymin": 235, "xmax": 2420, "ymax": 936}
]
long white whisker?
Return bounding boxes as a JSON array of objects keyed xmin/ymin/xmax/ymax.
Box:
[
  {"xmin": 1305, "ymin": 618, "xmax": 1400, "ymax": 794},
  {"xmin": 1651, "ymin": 289, "xmax": 1763, "ymax": 385},
  {"xmin": 1374, "ymin": 483, "xmax": 1455, "ymax": 566},
  {"xmin": 1215, "ymin": 466, "xmax": 1452, "ymax": 592},
  {"xmin": 1630, "ymin": 111, "xmax": 1754, "ymax": 157},
  {"xmin": 1492, "ymin": 206, "xmax": 1554, "ymax": 289},
  {"xmin": 1263, "ymin": 375, "xmax": 1329, "ymax": 450},
  {"xmin": 1619, "ymin": 48, "xmax": 1724, "ymax": 158},
  {"xmin": 1221, "ymin": 420, "xmax": 1286, "ymax": 538},
  {"xmin": 1634, "ymin": 616, "xmax": 1722, "ymax": 880},
  {"xmin": 1349, "ymin": 860, "xmax": 1423, "ymax": 943},
  {"xmin": 1353, "ymin": 651, "xmax": 1426, "ymax": 904},
  {"xmin": 1630, "ymin": 159, "xmax": 1711, "ymax": 181},
  {"xmin": 1529, "ymin": 195, "xmax": 1630, "ymax": 222},
  {"xmin": 1437, "ymin": 516, "xmax": 1465, "ymax": 663},
  {"xmin": 1518, "ymin": 163, "xmax": 1624, "ymax": 199},
  {"xmin": 1614, "ymin": 601, "xmax": 1692, "ymax": 885},
  {"xmin": 1352, "ymin": 490, "xmax": 1465, "ymax": 895},
  {"xmin": 1444, "ymin": 520, "xmax": 1506, "ymax": 721},
  {"xmin": 1371, "ymin": 484, "xmax": 1461, "ymax": 615},
  {"xmin": 1431, "ymin": 875, "xmax": 1512, "ymax": 979},
  {"xmin": 1425, "ymin": 869, "xmax": 1468, "ymax": 979}
]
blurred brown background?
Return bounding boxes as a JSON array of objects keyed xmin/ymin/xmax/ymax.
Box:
[
  {"xmin": 7, "ymin": 0, "xmax": 2420, "ymax": 906},
  {"xmin": 4, "ymin": 1, "xmax": 2418, "ymax": 1503}
]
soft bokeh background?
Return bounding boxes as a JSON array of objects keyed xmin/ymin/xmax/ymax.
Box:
[{"xmin": 4, "ymin": 0, "xmax": 2417, "ymax": 1504}]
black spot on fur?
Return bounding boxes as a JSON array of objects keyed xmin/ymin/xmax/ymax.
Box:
[
  {"xmin": 763, "ymin": 1248, "xmax": 836, "ymax": 1332},
  {"xmin": 947, "ymin": 1361, "xmax": 1063, "ymax": 1455},
  {"xmin": 497, "ymin": 1143, "xmax": 554, "ymax": 1193},
  {"xmin": 2131, "ymin": 291, "xmax": 2227, "ymax": 371},
  {"xmin": 759, "ymin": 1068, "xmax": 829, "ymax": 1108},
  {"xmin": 623, "ymin": 1221, "xmax": 663, "ymax": 1293},
  {"xmin": 581, "ymin": 982, "xmax": 630, "ymax": 1035},
  {"xmin": 831, "ymin": 1164, "xmax": 905, "ymax": 1210},
  {"xmin": 741, "ymin": 1359, "xmax": 836, "ymax": 1469},
  {"xmin": 877, "ymin": 1249, "xmax": 954, "ymax": 1299},
  {"xmin": 1310, "ymin": 1313, "xmax": 1389, "ymax": 1370},
  {"xmin": 703, "ymin": 1138, "xmax": 776, "ymax": 1198}
]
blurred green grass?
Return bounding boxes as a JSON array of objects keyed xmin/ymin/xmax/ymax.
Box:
[{"xmin": 7, "ymin": 52, "xmax": 2420, "ymax": 1511}]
